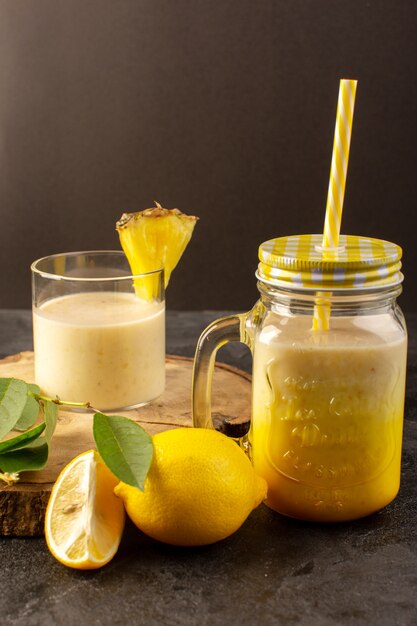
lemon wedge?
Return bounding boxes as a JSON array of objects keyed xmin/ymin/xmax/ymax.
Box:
[{"xmin": 45, "ymin": 450, "xmax": 125, "ymax": 569}]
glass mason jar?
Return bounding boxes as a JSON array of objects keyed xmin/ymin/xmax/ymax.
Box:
[
  {"xmin": 192, "ymin": 235, "xmax": 407, "ymax": 522},
  {"xmin": 32, "ymin": 251, "xmax": 165, "ymax": 411}
]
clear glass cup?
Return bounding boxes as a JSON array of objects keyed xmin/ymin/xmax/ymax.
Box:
[
  {"xmin": 192, "ymin": 236, "xmax": 408, "ymax": 522},
  {"xmin": 31, "ymin": 251, "xmax": 165, "ymax": 411}
]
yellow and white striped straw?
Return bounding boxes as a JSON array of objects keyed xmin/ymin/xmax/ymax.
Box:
[
  {"xmin": 313, "ymin": 78, "xmax": 358, "ymax": 331},
  {"xmin": 323, "ymin": 79, "xmax": 357, "ymax": 248}
]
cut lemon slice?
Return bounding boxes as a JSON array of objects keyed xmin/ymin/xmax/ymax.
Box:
[
  {"xmin": 45, "ymin": 450, "xmax": 125, "ymax": 570},
  {"xmin": 116, "ymin": 203, "xmax": 198, "ymax": 293}
]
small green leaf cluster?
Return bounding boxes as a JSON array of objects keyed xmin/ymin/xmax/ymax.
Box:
[
  {"xmin": 0, "ymin": 378, "xmax": 58, "ymax": 483},
  {"xmin": 0, "ymin": 377, "xmax": 154, "ymax": 492}
]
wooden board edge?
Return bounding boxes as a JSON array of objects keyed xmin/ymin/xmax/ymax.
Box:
[
  {"xmin": 0, "ymin": 350, "xmax": 34, "ymax": 364},
  {"xmin": 0, "ymin": 483, "xmax": 53, "ymax": 536},
  {"xmin": 0, "ymin": 351, "xmax": 252, "ymax": 382}
]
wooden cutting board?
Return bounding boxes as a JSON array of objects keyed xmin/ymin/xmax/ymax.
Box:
[{"xmin": 0, "ymin": 351, "xmax": 251, "ymax": 536}]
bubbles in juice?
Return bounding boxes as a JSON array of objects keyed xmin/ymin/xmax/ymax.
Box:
[{"xmin": 250, "ymin": 312, "xmax": 407, "ymax": 522}]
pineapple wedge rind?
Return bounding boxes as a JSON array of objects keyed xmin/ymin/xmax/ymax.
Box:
[{"xmin": 116, "ymin": 205, "xmax": 198, "ymax": 291}]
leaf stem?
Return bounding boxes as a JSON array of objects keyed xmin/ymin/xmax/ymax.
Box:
[{"xmin": 30, "ymin": 392, "xmax": 91, "ymax": 409}]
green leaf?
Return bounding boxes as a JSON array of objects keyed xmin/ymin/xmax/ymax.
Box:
[
  {"xmin": 0, "ymin": 380, "xmax": 61, "ymax": 476},
  {"xmin": 43, "ymin": 400, "xmax": 58, "ymax": 445},
  {"xmin": 26, "ymin": 436, "xmax": 49, "ymax": 450},
  {"xmin": 0, "ymin": 422, "xmax": 46, "ymax": 454},
  {"xmin": 16, "ymin": 400, "xmax": 59, "ymax": 458},
  {"xmin": 93, "ymin": 412, "xmax": 153, "ymax": 490},
  {"xmin": 14, "ymin": 384, "xmax": 41, "ymax": 431},
  {"xmin": 0, "ymin": 378, "xmax": 29, "ymax": 439},
  {"xmin": 0, "ymin": 442, "xmax": 49, "ymax": 474}
]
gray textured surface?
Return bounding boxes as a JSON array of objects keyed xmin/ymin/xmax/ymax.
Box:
[{"xmin": 0, "ymin": 310, "xmax": 416, "ymax": 626}]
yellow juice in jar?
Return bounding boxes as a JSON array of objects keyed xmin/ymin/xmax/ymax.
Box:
[{"xmin": 250, "ymin": 312, "xmax": 407, "ymax": 522}]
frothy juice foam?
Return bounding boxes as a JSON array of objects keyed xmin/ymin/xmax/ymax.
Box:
[
  {"xmin": 33, "ymin": 292, "xmax": 165, "ymax": 410},
  {"xmin": 250, "ymin": 312, "xmax": 407, "ymax": 522}
]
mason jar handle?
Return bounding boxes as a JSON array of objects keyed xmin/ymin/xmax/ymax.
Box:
[{"xmin": 192, "ymin": 313, "xmax": 250, "ymax": 430}]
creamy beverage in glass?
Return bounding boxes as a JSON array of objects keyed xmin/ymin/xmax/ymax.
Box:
[
  {"xmin": 250, "ymin": 310, "xmax": 406, "ymax": 521},
  {"xmin": 31, "ymin": 251, "xmax": 165, "ymax": 411},
  {"xmin": 193, "ymin": 82, "xmax": 408, "ymax": 522},
  {"xmin": 192, "ymin": 235, "xmax": 407, "ymax": 522}
]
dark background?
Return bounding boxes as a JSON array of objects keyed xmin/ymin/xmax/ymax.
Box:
[{"xmin": 0, "ymin": 1, "xmax": 416, "ymax": 311}]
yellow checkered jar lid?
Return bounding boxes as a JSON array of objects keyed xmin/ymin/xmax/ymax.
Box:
[{"xmin": 257, "ymin": 234, "xmax": 403, "ymax": 291}]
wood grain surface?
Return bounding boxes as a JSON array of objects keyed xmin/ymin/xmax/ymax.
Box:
[{"xmin": 0, "ymin": 351, "xmax": 251, "ymax": 536}]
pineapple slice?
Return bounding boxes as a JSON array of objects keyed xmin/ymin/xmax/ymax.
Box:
[{"xmin": 116, "ymin": 203, "xmax": 198, "ymax": 299}]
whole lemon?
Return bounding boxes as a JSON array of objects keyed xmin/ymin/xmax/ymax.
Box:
[{"xmin": 114, "ymin": 427, "xmax": 267, "ymax": 546}]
